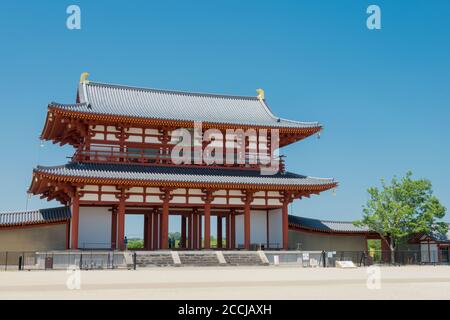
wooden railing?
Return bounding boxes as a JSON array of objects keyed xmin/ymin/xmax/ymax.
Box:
[
  {"xmin": 72, "ymin": 146, "xmax": 285, "ymax": 172},
  {"xmin": 73, "ymin": 149, "xmax": 169, "ymax": 165}
]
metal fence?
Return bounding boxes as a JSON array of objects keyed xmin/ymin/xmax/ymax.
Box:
[
  {"xmin": 366, "ymin": 249, "xmax": 446, "ymax": 265},
  {"xmin": 264, "ymin": 250, "xmax": 450, "ymax": 267},
  {"xmin": 0, "ymin": 251, "xmax": 130, "ymax": 271},
  {"xmin": 334, "ymin": 250, "xmax": 450, "ymax": 266},
  {"xmin": 2, "ymin": 249, "xmax": 448, "ymax": 271}
]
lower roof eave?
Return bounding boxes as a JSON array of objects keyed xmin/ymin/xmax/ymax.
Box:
[{"xmin": 30, "ymin": 171, "xmax": 338, "ymax": 193}]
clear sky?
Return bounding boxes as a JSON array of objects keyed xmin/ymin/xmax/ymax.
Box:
[{"xmin": 0, "ymin": 1, "xmax": 449, "ymax": 238}]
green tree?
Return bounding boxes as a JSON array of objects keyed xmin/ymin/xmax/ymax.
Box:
[
  {"xmin": 354, "ymin": 171, "xmax": 447, "ymax": 263},
  {"xmin": 169, "ymin": 232, "xmax": 181, "ymax": 241}
]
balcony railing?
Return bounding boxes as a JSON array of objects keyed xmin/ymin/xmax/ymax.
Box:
[
  {"xmin": 72, "ymin": 146, "xmax": 285, "ymax": 172},
  {"xmin": 73, "ymin": 149, "xmax": 169, "ymax": 165}
]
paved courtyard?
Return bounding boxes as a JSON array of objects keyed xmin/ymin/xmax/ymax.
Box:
[{"xmin": 0, "ymin": 265, "xmax": 449, "ymax": 299}]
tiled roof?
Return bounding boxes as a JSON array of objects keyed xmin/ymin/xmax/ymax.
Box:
[
  {"xmin": 34, "ymin": 162, "xmax": 336, "ymax": 187},
  {"xmin": 49, "ymin": 81, "xmax": 321, "ymax": 129},
  {"xmin": 0, "ymin": 207, "xmax": 71, "ymax": 227},
  {"xmin": 428, "ymin": 225, "xmax": 450, "ymax": 243},
  {"xmin": 288, "ymin": 215, "xmax": 370, "ymax": 233}
]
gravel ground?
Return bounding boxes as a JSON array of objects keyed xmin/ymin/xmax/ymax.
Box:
[{"xmin": 0, "ymin": 265, "xmax": 449, "ymax": 300}]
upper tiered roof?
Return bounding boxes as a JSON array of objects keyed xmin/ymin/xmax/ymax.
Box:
[{"xmin": 48, "ymin": 80, "xmax": 322, "ymax": 130}]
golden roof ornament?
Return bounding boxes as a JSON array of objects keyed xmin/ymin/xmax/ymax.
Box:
[
  {"xmin": 79, "ymin": 72, "xmax": 90, "ymax": 84},
  {"xmin": 256, "ymin": 88, "xmax": 265, "ymax": 101}
]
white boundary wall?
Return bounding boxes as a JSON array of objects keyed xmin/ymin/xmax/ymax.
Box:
[
  {"xmin": 268, "ymin": 208, "xmax": 282, "ymax": 248},
  {"xmin": 235, "ymin": 209, "xmax": 282, "ymax": 248},
  {"xmin": 78, "ymin": 206, "xmax": 112, "ymax": 249}
]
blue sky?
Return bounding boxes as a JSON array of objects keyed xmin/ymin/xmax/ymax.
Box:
[{"xmin": 0, "ymin": 1, "xmax": 449, "ymax": 237}]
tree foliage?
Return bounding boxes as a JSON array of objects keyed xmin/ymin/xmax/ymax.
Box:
[{"xmin": 354, "ymin": 171, "xmax": 447, "ymax": 254}]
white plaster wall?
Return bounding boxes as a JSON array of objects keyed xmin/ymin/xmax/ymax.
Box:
[
  {"xmin": 144, "ymin": 137, "xmax": 160, "ymax": 144},
  {"xmin": 146, "ymin": 196, "xmax": 162, "ymax": 203},
  {"xmin": 127, "ymin": 195, "xmax": 144, "ymax": 203},
  {"xmin": 212, "ymin": 197, "xmax": 227, "ymax": 205},
  {"xmin": 250, "ymin": 210, "xmax": 267, "ymax": 245},
  {"xmin": 106, "ymin": 134, "xmax": 119, "ymax": 141},
  {"xmin": 78, "ymin": 206, "xmax": 112, "ymax": 249},
  {"xmin": 189, "ymin": 197, "xmax": 204, "ymax": 204},
  {"xmin": 235, "ymin": 210, "xmax": 267, "ymax": 247},
  {"xmin": 268, "ymin": 208, "xmax": 282, "ymax": 248},
  {"xmin": 126, "ymin": 135, "xmax": 143, "ymax": 143},
  {"xmin": 229, "ymin": 198, "xmax": 243, "ymax": 205},
  {"xmin": 235, "ymin": 214, "xmax": 244, "ymax": 247},
  {"xmin": 172, "ymin": 196, "xmax": 187, "ymax": 204},
  {"xmin": 80, "ymin": 193, "xmax": 99, "ymax": 201},
  {"xmin": 81, "ymin": 185, "xmax": 99, "ymax": 191},
  {"xmin": 126, "ymin": 127, "xmax": 142, "ymax": 134}
]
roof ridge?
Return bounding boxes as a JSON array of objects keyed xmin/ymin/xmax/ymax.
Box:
[
  {"xmin": 86, "ymin": 81, "xmax": 260, "ymax": 101},
  {"xmin": 49, "ymin": 101, "xmax": 88, "ymax": 107},
  {"xmin": 259, "ymin": 100, "xmax": 320, "ymax": 126},
  {"xmin": 35, "ymin": 164, "xmax": 68, "ymax": 170},
  {"xmin": 290, "ymin": 215, "xmax": 358, "ymax": 224}
]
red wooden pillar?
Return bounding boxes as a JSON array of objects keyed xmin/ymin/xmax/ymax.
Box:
[
  {"xmin": 152, "ymin": 209, "xmax": 159, "ymax": 250},
  {"xmin": 143, "ymin": 214, "xmax": 149, "ymax": 250},
  {"xmin": 70, "ymin": 191, "xmax": 80, "ymax": 249},
  {"xmin": 204, "ymin": 204, "xmax": 211, "ymax": 249},
  {"xmin": 231, "ymin": 211, "xmax": 236, "ymax": 249},
  {"xmin": 226, "ymin": 213, "xmax": 231, "ymax": 249},
  {"xmin": 198, "ymin": 213, "xmax": 203, "ymax": 249},
  {"xmin": 282, "ymin": 202, "xmax": 289, "ymax": 250},
  {"xmin": 146, "ymin": 213, "xmax": 153, "ymax": 250},
  {"xmin": 117, "ymin": 194, "xmax": 126, "ymax": 250},
  {"xmin": 244, "ymin": 202, "xmax": 251, "ymax": 250},
  {"xmin": 202, "ymin": 191, "xmax": 213, "ymax": 250},
  {"xmin": 181, "ymin": 215, "xmax": 187, "ymax": 249},
  {"xmin": 111, "ymin": 210, "xmax": 117, "ymax": 250},
  {"xmin": 188, "ymin": 213, "xmax": 193, "ymax": 249},
  {"xmin": 193, "ymin": 210, "xmax": 198, "ymax": 249},
  {"xmin": 160, "ymin": 196, "xmax": 169, "ymax": 250},
  {"xmin": 217, "ymin": 215, "xmax": 223, "ymax": 249},
  {"xmin": 66, "ymin": 221, "xmax": 70, "ymax": 249},
  {"xmin": 266, "ymin": 210, "xmax": 270, "ymax": 249}
]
